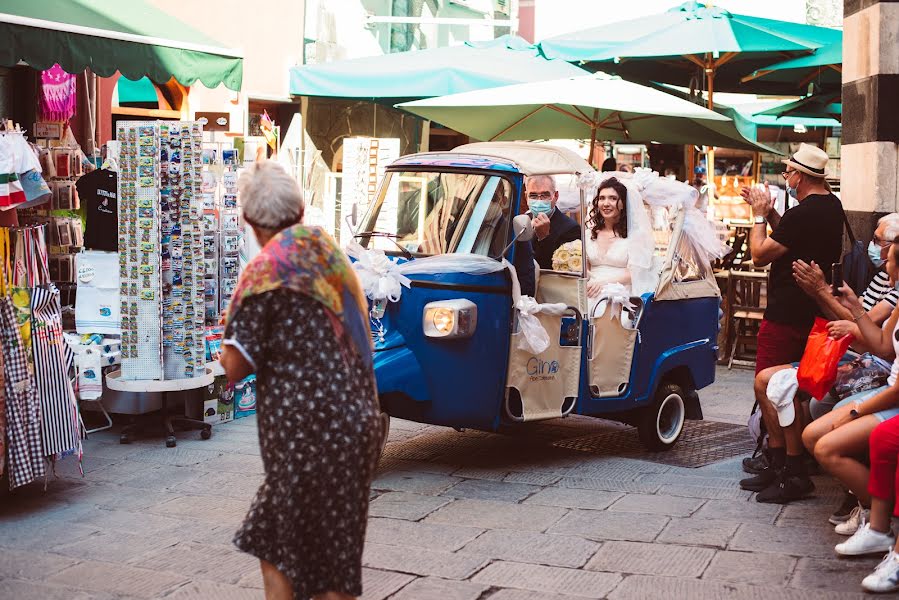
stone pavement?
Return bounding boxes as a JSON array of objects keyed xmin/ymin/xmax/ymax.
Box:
[{"xmin": 0, "ymin": 367, "xmax": 893, "ymax": 599}]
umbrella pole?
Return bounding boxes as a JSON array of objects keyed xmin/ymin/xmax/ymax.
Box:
[
  {"xmin": 704, "ymin": 56, "xmax": 716, "ymax": 209},
  {"xmin": 589, "ymin": 108, "xmax": 599, "ymax": 167}
]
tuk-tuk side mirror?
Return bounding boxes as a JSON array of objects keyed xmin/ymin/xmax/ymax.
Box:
[{"xmin": 512, "ymin": 214, "xmax": 534, "ymax": 243}]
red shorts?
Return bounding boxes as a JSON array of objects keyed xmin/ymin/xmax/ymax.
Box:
[
  {"xmin": 755, "ymin": 319, "xmax": 812, "ymax": 374},
  {"xmin": 869, "ymin": 417, "xmax": 899, "ymax": 516}
]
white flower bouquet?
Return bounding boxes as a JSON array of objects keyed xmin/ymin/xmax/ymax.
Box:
[{"xmin": 551, "ymin": 240, "xmax": 583, "ymax": 273}]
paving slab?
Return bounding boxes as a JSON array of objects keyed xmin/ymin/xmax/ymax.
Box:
[
  {"xmin": 0, "ymin": 579, "xmax": 116, "ymax": 600},
  {"xmin": 47, "ymin": 560, "xmax": 188, "ymax": 598},
  {"xmin": 424, "ymin": 498, "xmax": 568, "ymax": 532},
  {"xmin": 586, "ymin": 541, "xmax": 714, "ymax": 577},
  {"xmin": 523, "ymin": 487, "xmax": 622, "ymax": 511},
  {"xmin": 368, "ymin": 491, "xmax": 453, "ymax": 521},
  {"xmin": 776, "ymin": 502, "xmax": 838, "ymax": 528},
  {"xmin": 609, "ymin": 574, "xmax": 869, "ymax": 600},
  {"xmin": 360, "ymin": 568, "xmax": 416, "ymax": 600},
  {"xmin": 488, "ymin": 590, "xmax": 586, "ymax": 600},
  {"xmin": 693, "ymin": 498, "xmax": 782, "ymax": 524},
  {"xmin": 702, "ymin": 550, "xmax": 797, "ymax": 585},
  {"xmin": 365, "ymin": 517, "xmax": 483, "ymax": 551},
  {"xmin": 607, "ymin": 493, "xmax": 704, "ymax": 517},
  {"xmin": 452, "ymin": 466, "xmax": 511, "ymax": 481},
  {"xmin": 165, "ymin": 580, "xmax": 263, "ymax": 599},
  {"xmin": 77, "ymin": 507, "xmax": 188, "ymax": 535},
  {"xmin": 0, "ymin": 549, "xmax": 78, "ymax": 581},
  {"xmin": 790, "ymin": 556, "xmax": 883, "ymax": 594},
  {"xmin": 443, "ymin": 478, "xmax": 541, "ymax": 502},
  {"xmin": 132, "ymin": 541, "xmax": 259, "ymax": 584},
  {"xmin": 371, "ymin": 471, "xmax": 461, "ymax": 495},
  {"xmin": 125, "ymin": 447, "xmax": 224, "ymax": 468},
  {"xmin": 146, "ymin": 495, "xmax": 249, "ymax": 523},
  {"xmin": 504, "ymin": 471, "xmax": 563, "ymax": 486},
  {"xmin": 729, "ymin": 523, "xmax": 846, "ymax": 559},
  {"xmin": 656, "ymin": 484, "xmax": 753, "ymax": 501},
  {"xmin": 387, "ymin": 576, "xmax": 490, "ymax": 600},
  {"xmin": 472, "ymin": 561, "xmax": 621, "ymax": 598},
  {"xmin": 460, "ymin": 529, "xmax": 599, "ymax": 568},
  {"xmin": 362, "ymin": 542, "xmax": 488, "ymax": 579},
  {"xmin": 555, "ymin": 476, "xmax": 661, "ymax": 494},
  {"xmin": 655, "ymin": 517, "xmax": 740, "ymax": 548},
  {"xmin": 167, "ymin": 470, "xmax": 263, "ymax": 499},
  {"xmin": 51, "ymin": 530, "xmax": 180, "ymax": 563},
  {"xmin": 198, "ymin": 453, "xmax": 265, "ymax": 474},
  {"xmin": 548, "ymin": 509, "xmax": 669, "ymax": 542}
]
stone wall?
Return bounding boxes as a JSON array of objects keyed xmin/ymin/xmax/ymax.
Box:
[{"xmin": 841, "ymin": 0, "xmax": 899, "ymax": 240}]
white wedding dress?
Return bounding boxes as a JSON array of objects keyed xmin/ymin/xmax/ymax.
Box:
[{"xmin": 586, "ymin": 236, "xmax": 631, "ymax": 294}]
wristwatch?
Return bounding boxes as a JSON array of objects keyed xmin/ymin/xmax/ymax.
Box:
[
  {"xmin": 753, "ymin": 215, "xmax": 766, "ymax": 224},
  {"xmin": 850, "ymin": 408, "xmax": 860, "ymax": 419}
]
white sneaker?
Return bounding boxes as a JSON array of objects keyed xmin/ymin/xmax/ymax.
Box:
[
  {"xmin": 862, "ymin": 550, "xmax": 899, "ymax": 593},
  {"xmin": 835, "ymin": 505, "xmax": 868, "ymax": 536},
  {"xmin": 835, "ymin": 523, "xmax": 896, "ymax": 556}
]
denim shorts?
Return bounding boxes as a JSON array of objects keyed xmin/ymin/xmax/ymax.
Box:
[{"xmin": 834, "ymin": 385, "xmax": 899, "ymax": 422}]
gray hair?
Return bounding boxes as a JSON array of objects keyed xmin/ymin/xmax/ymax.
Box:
[
  {"xmin": 238, "ymin": 160, "xmax": 304, "ymax": 230},
  {"xmin": 879, "ymin": 213, "xmax": 899, "ymax": 241},
  {"xmin": 525, "ymin": 175, "xmax": 557, "ymax": 193}
]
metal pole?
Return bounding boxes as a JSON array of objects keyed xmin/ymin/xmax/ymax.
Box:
[{"xmin": 588, "ymin": 108, "xmax": 599, "ymax": 167}]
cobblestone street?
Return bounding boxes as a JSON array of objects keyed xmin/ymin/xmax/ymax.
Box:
[{"xmin": 0, "ymin": 368, "xmax": 891, "ymax": 599}]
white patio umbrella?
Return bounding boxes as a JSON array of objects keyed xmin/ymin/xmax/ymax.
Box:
[{"xmin": 397, "ymin": 73, "xmax": 775, "ymax": 161}]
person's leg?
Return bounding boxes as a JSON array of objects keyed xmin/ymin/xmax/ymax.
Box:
[
  {"xmin": 813, "ymin": 414, "xmax": 881, "ymax": 505},
  {"xmin": 741, "ymin": 366, "xmax": 792, "ymax": 492},
  {"xmin": 260, "ymin": 560, "xmax": 293, "ymax": 600},
  {"xmin": 868, "ymin": 418, "xmax": 899, "ymax": 534}
]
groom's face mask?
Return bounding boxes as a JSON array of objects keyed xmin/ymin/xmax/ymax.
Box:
[{"xmin": 527, "ymin": 190, "xmax": 555, "ymax": 216}]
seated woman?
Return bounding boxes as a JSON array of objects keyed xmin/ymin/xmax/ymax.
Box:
[
  {"xmin": 802, "ymin": 240, "xmax": 899, "ymax": 544},
  {"xmin": 584, "ymin": 176, "xmax": 654, "ymax": 316}
]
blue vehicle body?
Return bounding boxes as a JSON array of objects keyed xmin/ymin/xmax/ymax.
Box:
[{"xmin": 364, "ymin": 151, "xmax": 718, "ymax": 437}]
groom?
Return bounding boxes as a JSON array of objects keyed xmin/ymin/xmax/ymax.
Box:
[{"xmin": 525, "ymin": 175, "xmax": 582, "ymax": 270}]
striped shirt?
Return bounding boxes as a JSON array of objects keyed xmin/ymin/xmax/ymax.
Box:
[{"xmin": 862, "ymin": 271, "xmax": 899, "ymax": 311}]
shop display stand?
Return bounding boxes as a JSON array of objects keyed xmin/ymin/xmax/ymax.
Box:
[{"xmin": 106, "ymin": 368, "xmax": 214, "ymax": 447}]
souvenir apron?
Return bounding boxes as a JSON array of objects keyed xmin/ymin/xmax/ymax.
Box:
[
  {"xmin": 28, "ymin": 227, "xmax": 81, "ymax": 459},
  {"xmin": 0, "ymin": 228, "xmax": 45, "ymax": 489}
]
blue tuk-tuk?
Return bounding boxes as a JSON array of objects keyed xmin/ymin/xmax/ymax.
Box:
[{"xmin": 352, "ymin": 142, "xmax": 720, "ymax": 450}]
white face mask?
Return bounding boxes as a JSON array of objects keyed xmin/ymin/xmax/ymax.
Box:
[{"xmin": 869, "ymin": 241, "xmax": 886, "ymax": 268}]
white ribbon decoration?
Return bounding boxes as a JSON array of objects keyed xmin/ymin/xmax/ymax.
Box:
[
  {"xmin": 593, "ymin": 282, "xmax": 636, "ymax": 319},
  {"xmin": 346, "ymin": 242, "xmax": 562, "ymax": 354}
]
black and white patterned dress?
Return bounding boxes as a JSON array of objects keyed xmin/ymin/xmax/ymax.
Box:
[{"xmin": 225, "ymin": 289, "xmax": 381, "ymax": 598}]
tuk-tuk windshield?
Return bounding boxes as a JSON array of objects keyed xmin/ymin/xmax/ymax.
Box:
[{"xmin": 358, "ymin": 170, "xmax": 512, "ymax": 258}]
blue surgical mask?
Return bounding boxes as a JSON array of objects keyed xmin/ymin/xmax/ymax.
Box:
[
  {"xmin": 786, "ymin": 184, "xmax": 798, "ymax": 199},
  {"xmin": 869, "ymin": 241, "xmax": 886, "ymax": 267},
  {"xmin": 528, "ymin": 200, "xmax": 552, "ymax": 216}
]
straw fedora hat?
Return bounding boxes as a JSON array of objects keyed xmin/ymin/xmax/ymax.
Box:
[{"xmin": 783, "ymin": 143, "xmax": 829, "ymax": 178}]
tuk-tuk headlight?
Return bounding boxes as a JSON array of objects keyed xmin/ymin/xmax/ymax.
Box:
[{"xmin": 423, "ymin": 299, "xmax": 477, "ymax": 339}]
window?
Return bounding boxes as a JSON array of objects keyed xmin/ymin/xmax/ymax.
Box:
[{"xmin": 359, "ymin": 171, "xmax": 511, "ymax": 258}]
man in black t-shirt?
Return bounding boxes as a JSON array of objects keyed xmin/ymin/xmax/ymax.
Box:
[
  {"xmin": 76, "ymin": 168, "xmax": 118, "ymax": 251},
  {"xmin": 738, "ymin": 143, "xmax": 844, "ymax": 503}
]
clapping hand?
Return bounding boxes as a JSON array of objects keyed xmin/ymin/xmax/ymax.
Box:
[
  {"xmin": 532, "ymin": 212, "xmax": 551, "ymax": 240},
  {"xmin": 792, "ymin": 260, "xmax": 827, "ymax": 296},
  {"xmin": 740, "ymin": 183, "xmax": 774, "ymax": 218}
]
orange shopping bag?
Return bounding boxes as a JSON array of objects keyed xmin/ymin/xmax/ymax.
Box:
[{"xmin": 797, "ymin": 317, "xmax": 854, "ymax": 400}]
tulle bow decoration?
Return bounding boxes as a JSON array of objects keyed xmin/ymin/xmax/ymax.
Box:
[
  {"xmin": 593, "ymin": 282, "xmax": 636, "ymax": 318},
  {"xmin": 350, "ymin": 246, "xmax": 411, "ymax": 302},
  {"xmin": 514, "ymin": 296, "xmax": 569, "ymax": 354}
]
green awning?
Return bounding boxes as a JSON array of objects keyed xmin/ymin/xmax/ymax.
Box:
[
  {"xmin": 0, "ymin": 0, "xmax": 243, "ymax": 91},
  {"xmin": 117, "ymin": 76, "xmax": 158, "ymax": 105}
]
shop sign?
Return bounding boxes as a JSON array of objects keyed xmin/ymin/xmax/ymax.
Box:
[
  {"xmin": 33, "ymin": 122, "xmax": 62, "ymax": 139},
  {"xmin": 195, "ymin": 112, "xmax": 230, "ymax": 132}
]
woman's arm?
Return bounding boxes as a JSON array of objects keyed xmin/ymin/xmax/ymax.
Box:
[
  {"xmin": 220, "ymin": 343, "xmax": 254, "ymax": 384},
  {"xmin": 793, "ymin": 260, "xmax": 851, "ymax": 320},
  {"xmin": 833, "ymin": 285, "xmax": 899, "ymax": 357},
  {"xmin": 852, "ymin": 383, "xmax": 899, "ymax": 418}
]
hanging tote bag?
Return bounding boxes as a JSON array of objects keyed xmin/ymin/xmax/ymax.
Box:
[
  {"xmin": 0, "ymin": 228, "xmax": 45, "ymax": 489},
  {"xmin": 797, "ymin": 318, "xmax": 854, "ymax": 400},
  {"xmin": 28, "ymin": 226, "xmax": 81, "ymax": 460},
  {"xmin": 10, "ymin": 228, "xmax": 35, "ymax": 370}
]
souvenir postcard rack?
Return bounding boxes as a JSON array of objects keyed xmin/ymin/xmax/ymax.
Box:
[{"xmin": 117, "ymin": 121, "xmax": 206, "ymax": 381}]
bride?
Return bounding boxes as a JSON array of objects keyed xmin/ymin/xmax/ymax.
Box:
[{"xmin": 585, "ymin": 174, "xmax": 655, "ymax": 314}]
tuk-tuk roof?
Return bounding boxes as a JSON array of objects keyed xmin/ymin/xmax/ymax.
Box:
[
  {"xmin": 389, "ymin": 153, "xmax": 522, "ymax": 174},
  {"xmin": 452, "ymin": 142, "xmax": 594, "ymax": 176}
]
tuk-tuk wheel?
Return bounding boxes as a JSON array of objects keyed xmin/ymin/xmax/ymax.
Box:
[
  {"xmin": 377, "ymin": 411, "xmax": 391, "ymax": 460},
  {"xmin": 637, "ymin": 382, "xmax": 686, "ymax": 452}
]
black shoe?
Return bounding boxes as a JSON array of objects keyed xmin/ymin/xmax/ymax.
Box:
[
  {"xmin": 756, "ymin": 472, "xmax": 815, "ymax": 504},
  {"xmin": 829, "ymin": 491, "xmax": 858, "ymax": 525},
  {"xmin": 742, "ymin": 453, "xmax": 769, "ymax": 475},
  {"xmin": 740, "ymin": 467, "xmax": 778, "ymax": 492}
]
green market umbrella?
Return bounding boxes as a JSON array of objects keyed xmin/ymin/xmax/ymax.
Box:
[
  {"xmin": 754, "ymin": 93, "xmax": 842, "ymax": 122},
  {"xmin": 0, "ymin": 0, "xmax": 243, "ymax": 90},
  {"xmin": 396, "ymin": 73, "xmax": 777, "ymax": 159},
  {"xmin": 742, "ymin": 42, "xmax": 841, "ymax": 92},
  {"xmin": 539, "ymin": 2, "xmax": 841, "ymax": 105},
  {"xmin": 289, "ymin": 35, "xmax": 589, "ymax": 100}
]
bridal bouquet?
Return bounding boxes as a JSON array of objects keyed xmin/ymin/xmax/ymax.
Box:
[{"xmin": 551, "ymin": 241, "xmax": 583, "ymax": 273}]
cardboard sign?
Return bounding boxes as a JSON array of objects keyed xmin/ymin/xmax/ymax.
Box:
[{"xmin": 34, "ymin": 122, "xmax": 62, "ymax": 139}]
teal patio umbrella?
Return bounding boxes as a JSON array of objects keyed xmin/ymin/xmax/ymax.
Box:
[
  {"xmin": 742, "ymin": 41, "xmax": 841, "ymax": 92},
  {"xmin": 396, "ymin": 73, "xmax": 777, "ymax": 158},
  {"xmin": 754, "ymin": 93, "xmax": 842, "ymax": 122},
  {"xmin": 289, "ymin": 35, "xmax": 589, "ymax": 100},
  {"xmin": 539, "ymin": 2, "xmax": 841, "ymax": 105}
]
